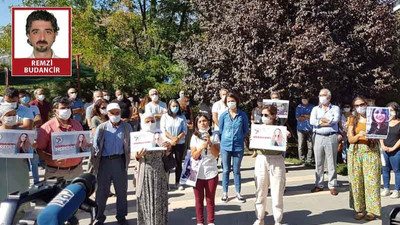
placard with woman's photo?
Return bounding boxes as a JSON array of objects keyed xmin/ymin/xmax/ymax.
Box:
[
  {"xmin": 0, "ymin": 130, "xmax": 35, "ymax": 158},
  {"xmin": 51, "ymin": 131, "xmax": 92, "ymax": 160},
  {"xmin": 249, "ymin": 124, "xmax": 287, "ymax": 151},
  {"xmin": 366, "ymin": 107, "xmax": 390, "ymax": 139}
]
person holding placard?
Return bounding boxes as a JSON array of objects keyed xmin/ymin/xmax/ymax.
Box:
[
  {"xmin": 219, "ymin": 92, "xmax": 249, "ymax": 203},
  {"xmin": 380, "ymin": 102, "xmax": 400, "ymax": 199},
  {"xmin": 252, "ymin": 105, "xmax": 286, "ymax": 225},
  {"xmin": 190, "ymin": 114, "xmax": 220, "ymax": 225},
  {"xmin": 160, "ymin": 99, "xmax": 187, "ymax": 190},
  {"xmin": 92, "ymin": 103, "xmax": 132, "ymax": 225},
  {"xmin": 0, "ymin": 104, "xmax": 30, "ymax": 201},
  {"xmin": 368, "ymin": 108, "xmax": 390, "ymax": 135},
  {"xmin": 135, "ymin": 112, "xmax": 172, "ymax": 225},
  {"xmin": 347, "ymin": 96, "xmax": 381, "ymax": 221},
  {"xmin": 37, "ymin": 96, "xmax": 84, "ymax": 180}
]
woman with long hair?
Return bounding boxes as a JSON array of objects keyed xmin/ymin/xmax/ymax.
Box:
[
  {"xmin": 347, "ymin": 96, "xmax": 381, "ymax": 221},
  {"xmin": 369, "ymin": 108, "xmax": 389, "ymax": 135},
  {"xmin": 76, "ymin": 134, "xmax": 89, "ymax": 153},
  {"xmin": 90, "ymin": 99, "xmax": 109, "ymax": 133},
  {"xmin": 16, "ymin": 133, "xmax": 32, "ymax": 153},
  {"xmin": 271, "ymin": 128, "xmax": 283, "ymax": 146}
]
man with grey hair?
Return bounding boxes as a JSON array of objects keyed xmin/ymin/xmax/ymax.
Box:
[
  {"xmin": 145, "ymin": 88, "xmax": 167, "ymax": 129},
  {"xmin": 85, "ymin": 90, "xmax": 104, "ymax": 128},
  {"xmin": 212, "ymin": 88, "xmax": 228, "ymax": 133},
  {"xmin": 310, "ymin": 88, "xmax": 340, "ymax": 196}
]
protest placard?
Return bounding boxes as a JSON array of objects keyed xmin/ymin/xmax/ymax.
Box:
[
  {"xmin": 51, "ymin": 131, "xmax": 91, "ymax": 160},
  {"xmin": 366, "ymin": 107, "xmax": 390, "ymax": 139},
  {"xmin": 180, "ymin": 150, "xmax": 203, "ymax": 187},
  {"xmin": 130, "ymin": 131, "xmax": 167, "ymax": 152},
  {"xmin": 249, "ymin": 124, "xmax": 287, "ymax": 151},
  {"xmin": 0, "ymin": 130, "xmax": 35, "ymax": 158},
  {"xmin": 263, "ymin": 99, "xmax": 289, "ymax": 118}
]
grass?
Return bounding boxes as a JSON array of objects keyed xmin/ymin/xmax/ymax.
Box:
[{"xmin": 285, "ymin": 157, "xmax": 303, "ymax": 165}]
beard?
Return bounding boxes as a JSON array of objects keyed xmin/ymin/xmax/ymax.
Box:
[{"xmin": 34, "ymin": 45, "xmax": 49, "ymax": 52}]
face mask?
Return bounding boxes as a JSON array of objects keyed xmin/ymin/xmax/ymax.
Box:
[
  {"xmin": 301, "ymin": 99, "xmax": 308, "ymax": 105},
  {"xmin": 69, "ymin": 93, "xmax": 77, "ymax": 99},
  {"xmin": 227, "ymin": 102, "xmax": 236, "ymax": 109},
  {"xmin": 319, "ymin": 96, "xmax": 328, "ymax": 105},
  {"xmin": 142, "ymin": 122, "xmax": 156, "ymax": 132},
  {"xmin": 20, "ymin": 96, "xmax": 30, "ymax": 104},
  {"xmin": 221, "ymin": 95, "xmax": 226, "ymax": 101},
  {"xmin": 3, "ymin": 116, "xmax": 17, "ymax": 126},
  {"xmin": 109, "ymin": 115, "xmax": 121, "ymax": 123},
  {"xmin": 171, "ymin": 106, "xmax": 179, "ymax": 114},
  {"xmin": 356, "ymin": 106, "xmax": 367, "ymax": 115},
  {"xmin": 343, "ymin": 107, "xmax": 351, "ymax": 113},
  {"xmin": 3, "ymin": 101, "xmax": 17, "ymax": 109},
  {"xmin": 262, "ymin": 116, "xmax": 271, "ymax": 124},
  {"xmin": 37, "ymin": 94, "xmax": 45, "ymax": 101},
  {"xmin": 117, "ymin": 95, "xmax": 123, "ymax": 101},
  {"xmin": 186, "ymin": 101, "xmax": 190, "ymax": 106},
  {"xmin": 57, "ymin": 108, "xmax": 71, "ymax": 120},
  {"xmin": 151, "ymin": 95, "xmax": 159, "ymax": 102},
  {"xmin": 95, "ymin": 97, "xmax": 102, "ymax": 102},
  {"xmin": 180, "ymin": 94, "xmax": 185, "ymax": 99},
  {"xmin": 128, "ymin": 97, "xmax": 134, "ymax": 102},
  {"xmin": 100, "ymin": 109, "xmax": 108, "ymax": 115},
  {"xmin": 390, "ymin": 111, "xmax": 397, "ymax": 117},
  {"xmin": 103, "ymin": 95, "xmax": 110, "ymax": 101},
  {"xmin": 199, "ymin": 127, "xmax": 210, "ymax": 133},
  {"xmin": 257, "ymin": 102, "xmax": 262, "ymax": 107}
]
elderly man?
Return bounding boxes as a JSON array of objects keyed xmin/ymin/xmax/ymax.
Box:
[
  {"xmin": 85, "ymin": 90, "xmax": 104, "ymax": 128},
  {"xmin": 145, "ymin": 88, "xmax": 167, "ymax": 129},
  {"xmin": 67, "ymin": 88, "xmax": 84, "ymax": 124},
  {"xmin": 30, "ymin": 88, "xmax": 51, "ymax": 124},
  {"xmin": 211, "ymin": 88, "xmax": 228, "ymax": 134},
  {"xmin": 37, "ymin": 96, "xmax": 84, "ymax": 180},
  {"xmin": 310, "ymin": 88, "xmax": 341, "ymax": 196},
  {"xmin": 92, "ymin": 103, "xmax": 132, "ymax": 225}
]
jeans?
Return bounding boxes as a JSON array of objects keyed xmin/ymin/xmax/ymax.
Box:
[
  {"xmin": 221, "ymin": 149, "xmax": 244, "ymax": 193},
  {"xmin": 29, "ymin": 153, "xmax": 40, "ymax": 184},
  {"xmin": 382, "ymin": 150, "xmax": 400, "ymax": 190}
]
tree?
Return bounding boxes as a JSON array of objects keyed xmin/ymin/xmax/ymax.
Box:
[{"xmin": 179, "ymin": 0, "xmax": 400, "ymax": 104}]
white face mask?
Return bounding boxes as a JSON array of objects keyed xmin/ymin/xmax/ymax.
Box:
[
  {"xmin": 100, "ymin": 109, "xmax": 108, "ymax": 115},
  {"xmin": 343, "ymin": 107, "xmax": 351, "ymax": 113},
  {"xmin": 319, "ymin": 96, "xmax": 329, "ymax": 105},
  {"xmin": 103, "ymin": 95, "xmax": 110, "ymax": 101},
  {"xmin": 199, "ymin": 127, "xmax": 210, "ymax": 133},
  {"xmin": 117, "ymin": 95, "xmax": 123, "ymax": 101},
  {"xmin": 3, "ymin": 101, "xmax": 17, "ymax": 109},
  {"xmin": 257, "ymin": 102, "xmax": 262, "ymax": 107},
  {"xmin": 69, "ymin": 93, "xmax": 77, "ymax": 99},
  {"xmin": 95, "ymin": 97, "xmax": 103, "ymax": 102},
  {"xmin": 227, "ymin": 101, "xmax": 236, "ymax": 109},
  {"xmin": 37, "ymin": 94, "xmax": 45, "ymax": 101},
  {"xmin": 262, "ymin": 116, "xmax": 271, "ymax": 124},
  {"xmin": 3, "ymin": 116, "xmax": 17, "ymax": 126},
  {"xmin": 128, "ymin": 97, "xmax": 134, "ymax": 102},
  {"xmin": 142, "ymin": 122, "xmax": 156, "ymax": 132},
  {"xmin": 301, "ymin": 99, "xmax": 308, "ymax": 105},
  {"xmin": 356, "ymin": 106, "xmax": 367, "ymax": 115},
  {"xmin": 151, "ymin": 95, "xmax": 159, "ymax": 102},
  {"xmin": 390, "ymin": 111, "xmax": 397, "ymax": 117},
  {"xmin": 57, "ymin": 108, "xmax": 71, "ymax": 120},
  {"xmin": 221, "ymin": 95, "xmax": 226, "ymax": 101},
  {"xmin": 109, "ymin": 115, "xmax": 121, "ymax": 123}
]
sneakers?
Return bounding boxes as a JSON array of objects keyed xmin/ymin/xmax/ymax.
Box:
[
  {"xmin": 391, "ymin": 190, "xmax": 400, "ymax": 199},
  {"xmin": 381, "ymin": 188, "xmax": 391, "ymax": 197},
  {"xmin": 252, "ymin": 220, "xmax": 264, "ymax": 225},
  {"xmin": 208, "ymin": 223, "xmax": 215, "ymax": 225},
  {"xmin": 221, "ymin": 193, "xmax": 228, "ymax": 202},
  {"xmin": 177, "ymin": 185, "xmax": 184, "ymax": 191},
  {"xmin": 236, "ymin": 193, "xmax": 246, "ymax": 203}
]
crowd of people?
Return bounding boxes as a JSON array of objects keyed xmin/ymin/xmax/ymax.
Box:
[{"xmin": 0, "ymin": 86, "xmax": 399, "ymax": 225}]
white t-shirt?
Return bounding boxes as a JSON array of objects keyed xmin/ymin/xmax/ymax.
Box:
[
  {"xmin": 211, "ymin": 100, "xmax": 228, "ymax": 131},
  {"xmin": 145, "ymin": 101, "xmax": 168, "ymax": 129},
  {"xmin": 190, "ymin": 133, "xmax": 220, "ymax": 180}
]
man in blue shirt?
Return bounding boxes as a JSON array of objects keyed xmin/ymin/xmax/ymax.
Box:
[
  {"xmin": 295, "ymin": 95, "xmax": 314, "ymax": 164},
  {"xmin": 92, "ymin": 103, "xmax": 132, "ymax": 225},
  {"xmin": 67, "ymin": 88, "xmax": 84, "ymax": 124},
  {"xmin": 310, "ymin": 89, "xmax": 340, "ymax": 196}
]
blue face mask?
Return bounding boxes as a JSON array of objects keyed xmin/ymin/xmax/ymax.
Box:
[
  {"xmin": 180, "ymin": 94, "xmax": 185, "ymax": 99},
  {"xmin": 20, "ymin": 96, "xmax": 30, "ymax": 104},
  {"xmin": 171, "ymin": 106, "xmax": 179, "ymax": 114}
]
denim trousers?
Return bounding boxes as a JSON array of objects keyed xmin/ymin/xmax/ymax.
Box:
[
  {"xmin": 220, "ymin": 149, "xmax": 244, "ymax": 193},
  {"xmin": 382, "ymin": 150, "xmax": 400, "ymax": 190}
]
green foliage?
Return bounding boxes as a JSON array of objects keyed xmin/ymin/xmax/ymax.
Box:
[{"xmin": 337, "ymin": 163, "xmax": 348, "ymax": 176}]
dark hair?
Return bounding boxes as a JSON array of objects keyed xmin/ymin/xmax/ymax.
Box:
[
  {"xmin": 92, "ymin": 99, "xmax": 109, "ymax": 119},
  {"xmin": 387, "ymin": 102, "xmax": 400, "ymax": 119},
  {"xmin": 193, "ymin": 114, "xmax": 212, "ymax": 138},
  {"xmin": 26, "ymin": 10, "xmax": 59, "ymax": 35},
  {"xmin": 52, "ymin": 96, "xmax": 71, "ymax": 109},
  {"xmin": 19, "ymin": 89, "xmax": 30, "ymax": 97},
  {"xmin": 4, "ymin": 87, "xmax": 19, "ymax": 98},
  {"xmin": 371, "ymin": 108, "xmax": 389, "ymax": 123},
  {"xmin": 224, "ymin": 92, "xmax": 240, "ymax": 106},
  {"xmin": 262, "ymin": 105, "xmax": 279, "ymax": 125},
  {"xmin": 167, "ymin": 99, "xmax": 182, "ymax": 116},
  {"xmin": 350, "ymin": 96, "xmax": 367, "ymax": 135}
]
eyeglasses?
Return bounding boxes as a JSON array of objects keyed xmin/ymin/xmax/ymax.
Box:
[
  {"xmin": 262, "ymin": 114, "xmax": 273, "ymax": 117},
  {"xmin": 100, "ymin": 107, "xmax": 107, "ymax": 110},
  {"xmin": 354, "ymin": 103, "xmax": 367, "ymax": 107}
]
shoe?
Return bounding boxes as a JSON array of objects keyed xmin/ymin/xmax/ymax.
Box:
[
  {"xmin": 391, "ymin": 190, "xmax": 400, "ymax": 198},
  {"xmin": 236, "ymin": 193, "xmax": 246, "ymax": 203},
  {"xmin": 354, "ymin": 212, "xmax": 365, "ymax": 220},
  {"xmin": 208, "ymin": 223, "xmax": 215, "ymax": 225},
  {"xmin": 94, "ymin": 221, "xmax": 104, "ymax": 225},
  {"xmin": 251, "ymin": 151, "xmax": 257, "ymax": 158},
  {"xmin": 365, "ymin": 213, "xmax": 375, "ymax": 221},
  {"xmin": 311, "ymin": 187, "xmax": 324, "ymax": 193},
  {"xmin": 197, "ymin": 224, "xmax": 203, "ymax": 225},
  {"xmin": 275, "ymin": 223, "xmax": 282, "ymax": 225},
  {"xmin": 221, "ymin": 193, "xmax": 228, "ymax": 202},
  {"xmin": 118, "ymin": 219, "xmax": 129, "ymax": 225},
  {"xmin": 381, "ymin": 188, "xmax": 391, "ymax": 197},
  {"xmin": 252, "ymin": 220, "xmax": 264, "ymax": 225},
  {"xmin": 178, "ymin": 185, "xmax": 184, "ymax": 191},
  {"xmin": 329, "ymin": 188, "xmax": 338, "ymax": 196}
]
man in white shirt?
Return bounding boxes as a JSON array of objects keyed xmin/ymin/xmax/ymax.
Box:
[
  {"xmin": 211, "ymin": 88, "xmax": 228, "ymax": 133},
  {"xmin": 85, "ymin": 90, "xmax": 104, "ymax": 128},
  {"xmin": 145, "ymin": 88, "xmax": 167, "ymax": 129}
]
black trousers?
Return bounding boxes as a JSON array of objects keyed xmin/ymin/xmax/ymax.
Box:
[{"xmin": 173, "ymin": 144, "xmax": 186, "ymax": 184}]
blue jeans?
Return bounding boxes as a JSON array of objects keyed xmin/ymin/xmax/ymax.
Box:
[
  {"xmin": 221, "ymin": 149, "xmax": 244, "ymax": 193},
  {"xmin": 382, "ymin": 150, "xmax": 400, "ymax": 190},
  {"xmin": 29, "ymin": 153, "xmax": 40, "ymax": 184}
]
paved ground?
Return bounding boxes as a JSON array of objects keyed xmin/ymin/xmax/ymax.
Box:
[{"xmin": 31, "ymin": 156, "xmax": 400, "ymax": 225}]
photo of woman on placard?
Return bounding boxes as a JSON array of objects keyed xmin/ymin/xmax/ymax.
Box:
[
  {"xmin": 271, "ymin": 128, "xmax": 284, "ymax": 146},
  {"xmin": 76, "ymin": 134, "xmax": 89, "ymax": 153},
  {"xmin": 368, "ymin": 108, "xmax": 389, "ymax": 135},
  {"xmin": 15, "ymin": 133, "xmax": 32, "ymax": 153}
]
